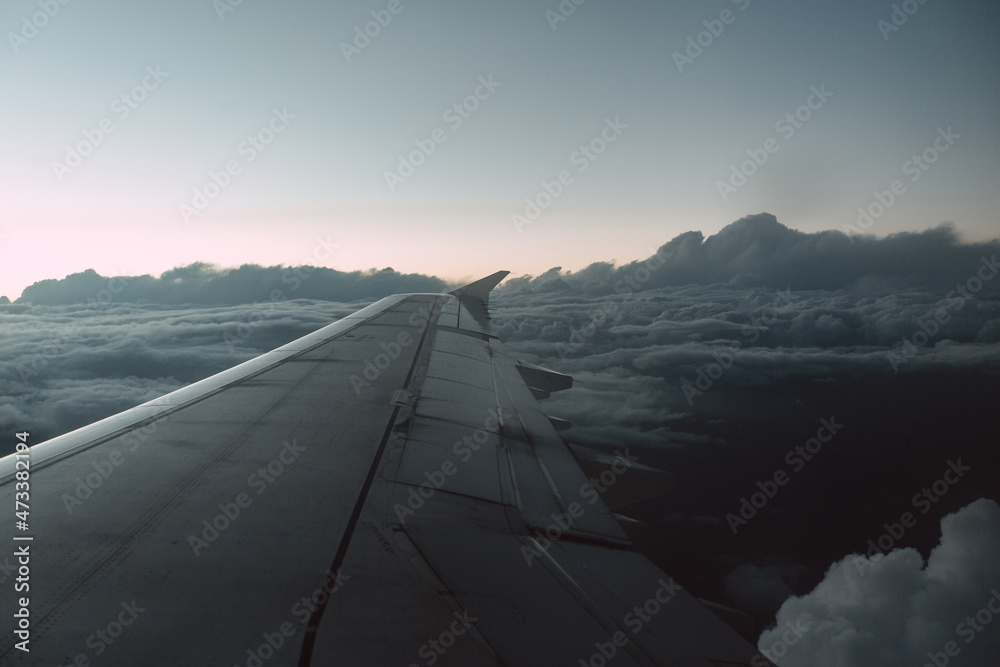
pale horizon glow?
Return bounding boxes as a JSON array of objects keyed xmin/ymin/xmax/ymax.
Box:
[{"xmin": 2, "ymin": 0, "xmax": 998, "ymax": 299}]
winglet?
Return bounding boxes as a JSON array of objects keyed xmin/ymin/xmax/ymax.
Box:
[{"xmin": 450, "ymin": 271, "xmax": 509, "ymax": 304}]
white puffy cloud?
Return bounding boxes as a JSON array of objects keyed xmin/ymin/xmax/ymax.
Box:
[{"xmin": 758, "ymin": 499, "xmax": 1000, "ymax": 666}]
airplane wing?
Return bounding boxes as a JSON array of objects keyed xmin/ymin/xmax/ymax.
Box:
[{"xmin": 1, "ymin": 272, "xmax": 769, "ymax": 666}]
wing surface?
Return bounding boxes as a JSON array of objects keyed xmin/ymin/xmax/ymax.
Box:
[{"xmin": 0, "ymin": 275, "xmax": 768, "ymax": 666}]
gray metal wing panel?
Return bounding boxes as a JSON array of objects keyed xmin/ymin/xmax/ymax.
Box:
[
  {"xmin": 419, "ymin": 376, "xmax": 497, "ymax": 409},
  {"xmin": 425, "ymin": 351, "xmax": 496, "ymax": 391},
  {"xmin": 365, "ymin": 494, "xmax": 654, "ymax": 667},
  {"xmin": 0, "ymin": 295, "xmax": 454, "ymax": 664},
  {"xmin": 433, "ymin": 296, "xmax": 461, "ymax": 329},
  {"xmin": 391, "ymin": 416, "xmax": 506, "ymax": 505},
  {"xmin": 431, "ymin": 327, "xmax": 494, "ymax": 362}
]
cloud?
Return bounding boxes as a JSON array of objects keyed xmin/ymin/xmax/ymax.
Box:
[
  {"xmin": 15, "ymin": 263, "xmax": 449, "ymax": 305},
  {"xmin": 758, "ymin": 498, "xmax": 1000, "ymax": 666},
  {"xmin": 499, "ymin": 213, "xmax": 1000, "ymax": 294}
]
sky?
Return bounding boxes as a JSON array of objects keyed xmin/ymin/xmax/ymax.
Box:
[{"xmin": 2, "ymin": 0, "xmax": 999, "ymax": 300}]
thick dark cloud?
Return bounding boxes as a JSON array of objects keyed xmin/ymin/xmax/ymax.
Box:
[
  {"xmin": 2, "ymin": 215, "xmax": 999, "ymax": 666},
  {"xmin": 501, "ymin": 213, "xmax": 1000, "ymax": 294},
  {"xmin": 759, "ymin": 499, "xmax": 1000, "ymax": 666},
  {"xmin": 15, "ymin": 263, "xmax": 448, "ymax": 305}
]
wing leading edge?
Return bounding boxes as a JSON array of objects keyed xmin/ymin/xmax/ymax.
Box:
[{"xmin": 0, "ymin": 275, "xmax": 769, "ymax": 666}]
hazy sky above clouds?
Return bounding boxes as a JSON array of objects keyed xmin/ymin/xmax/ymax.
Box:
[{"xmin": 2, "ymin": 0, "xmax": 998, "ymax": 299}]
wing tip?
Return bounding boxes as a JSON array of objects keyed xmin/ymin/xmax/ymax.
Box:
[{"xmin": 450, "ymin": 270, "xmax": 510, "ymax": 304}]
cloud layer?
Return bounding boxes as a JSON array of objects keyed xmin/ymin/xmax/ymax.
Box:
[
  {"xmin": 2, "ymin": 215, "xmax": 998, "ymax": 666},
  {"xmin": 501, "ymin": 213, "xmax": 1000, "ymax": 294},
  {"xmin": 14, "ymin": 263, "xmax": 448, "ymax": 305}
]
